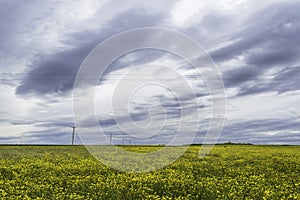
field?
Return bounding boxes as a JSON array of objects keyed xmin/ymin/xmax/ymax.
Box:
[{"xmin": 0, "ymin": 145, "xmax": 299, "ymax": 199}]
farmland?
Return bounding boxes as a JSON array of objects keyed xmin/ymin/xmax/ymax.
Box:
[{"xmin": 0, "ymin": 145, "xmax": 299, "ymax": 199}]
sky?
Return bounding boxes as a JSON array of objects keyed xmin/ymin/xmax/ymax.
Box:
[{"xmin": 0, "ymin": 0, "xmax": 300, "ymax": 145}]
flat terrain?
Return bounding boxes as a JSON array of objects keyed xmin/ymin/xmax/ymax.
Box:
[{"xmin": 0, "ymin": 145, "xmax": 299, "ymax": 199}]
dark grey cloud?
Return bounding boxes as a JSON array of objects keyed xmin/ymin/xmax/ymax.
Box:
[
  {"xmin": 212, "ymin": 1, "xmax": 300, "ymax": 65},
  {"xmin": 0, "ymin": 136, "xmax": 18, "ymax": 141},
  {"xmin": 0, "ymin": 117, "xmax": 75, "ymax": 144},
  {"xmin": 237, "ymin": 66, "xmax": 300, "ymax": 96},
  {"xmin": 2, "ymin": 117, "xmax": 74, "ymax": 128},
  {"xmin": 79, "ymin": 112, "xmax": 156, "ymax": 129},
  {"xmin": 24, "ymin": 130, "xmax": 67, "ymax": 138},
  {"xmin": 22, "ymin": 130, "xmax": 73, "ymax": 144},
  {"xmin": 272, "ymin": 66, "xmax": 300, "ymax": 93},
  {"xmin": 107, "ymin": 50, "xmax": 168, "ymax": 72},
  {"xmin": 219, "ymin": 118, "xmax": 300, "ymax": 144},
  {"xmin": 223, "ymin": 67, "xmax": 260, "ymax": 88},
  {"xmin": 80, "ymin": 114, "xmax": 133, "ymax": 129},
  {"xmin": 98, "ymin": 117, "xmax": 119, "ymax": 127},
  {"xmin": 0, "ymin": 114, "xmax": 75, "ymax": 145},
  {"xmin": 16, "ymin": 9, "xmax": 169, "ymax": 96},
  {"xmin": 210, "ymin": 1, "xmax": 300, "ymax": 96},
  {"xmin": 15, "ymin": 37, "xmax": 97, "ymax": 96}
]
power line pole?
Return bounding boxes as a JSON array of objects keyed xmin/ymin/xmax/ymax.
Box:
[
  {"xmin": 109, "ymin": 134, "xmax": 112, "ymax": 145},
  {"xmin": 71, "ymin": 126, "xmax": 76, "ymax": 145}
]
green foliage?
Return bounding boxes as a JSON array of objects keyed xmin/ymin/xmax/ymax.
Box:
[{"xmin": 0, "ymin": 145, "xmax": 299, "ymax": 199}]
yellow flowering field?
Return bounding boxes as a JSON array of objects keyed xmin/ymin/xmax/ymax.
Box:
[{"xmin": 0, "ymin": 145, "xmax": 299, "ymax": 199}]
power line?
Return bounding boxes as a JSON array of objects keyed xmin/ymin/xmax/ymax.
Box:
[
  {"xmin": 0, "ymin": 72, "xmax": 295, "ymax": 77},
  {"xmin": 0, "ymin": 74, "xmax": 299, "ymax": 80}
]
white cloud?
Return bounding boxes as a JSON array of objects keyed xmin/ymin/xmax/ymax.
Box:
[{"xmin": 226, "ymin": 91, "xmax": 300, "ymax": 121}]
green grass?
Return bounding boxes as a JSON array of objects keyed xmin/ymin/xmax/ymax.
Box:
[{"xmin": 0, "ymin": 145, "xmax": 299, "ymax": 199}]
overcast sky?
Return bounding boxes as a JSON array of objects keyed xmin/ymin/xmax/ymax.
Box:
[{"xmin": 0, "ymin": 0, "xmax": 300, "ymax": 145}]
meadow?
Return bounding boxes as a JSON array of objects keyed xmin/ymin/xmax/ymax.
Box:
[{"xmin": 0, "ymin": 145, "xmax": 299, "ymax": 199}]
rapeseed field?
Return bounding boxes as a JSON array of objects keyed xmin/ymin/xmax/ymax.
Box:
[{"xmin": 0, "ymin": 145, "xmax": 299, "ymax": 199}]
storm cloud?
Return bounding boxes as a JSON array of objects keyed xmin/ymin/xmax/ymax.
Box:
[
  {"xmin": 0, "ymin": 0, "xmax": 300, "ymax": 144},
  {"xmin": 15, "ymin": 9, "xmax": 169, "ymax": 96}
]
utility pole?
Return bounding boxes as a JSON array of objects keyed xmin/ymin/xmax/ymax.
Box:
[
  {"xmin": 109, "ymin": 134, "xmax": 112, "ymax": 145},
  {"xmin": 71, "ymin": 126, "xmax": 76, "ymax": 145}
]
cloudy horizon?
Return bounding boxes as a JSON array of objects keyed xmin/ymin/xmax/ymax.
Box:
[{"xmin": 0, "ymin": 0, "xmax": 300, "ymax": 145}]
